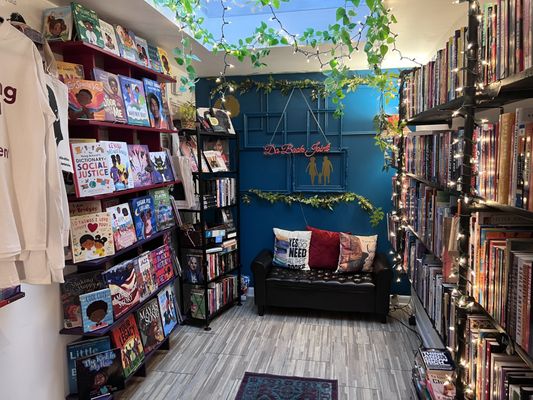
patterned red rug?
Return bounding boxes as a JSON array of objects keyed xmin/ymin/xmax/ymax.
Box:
[{"xmin": 235, "ymin": 372, "xmax": 338, "ymax": 400}]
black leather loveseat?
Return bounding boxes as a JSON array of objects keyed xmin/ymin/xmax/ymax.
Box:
[{"xmin": 251, "ymin": 250, "xmax": 392, "ymax": 322}]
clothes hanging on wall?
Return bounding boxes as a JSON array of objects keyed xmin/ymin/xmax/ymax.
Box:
[{"xmin": 0, "ymin": 20, "xmax": 68, "ymax": 287}]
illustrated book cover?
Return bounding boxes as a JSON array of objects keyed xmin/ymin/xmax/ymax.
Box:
[
  {"xmin": 150, "ymin": 188, "xmax": 175, "ymax": 231},
  {"xmin": 60, "ymin": 270, "xmax": 105, "ymax": 329},
  {"xmin": 135, "ymin": 298, "xmax": 165, "ymax": 354},
  {"xmin": 76, "ymin": 348, "xmax": 125, "ymax": 400},
  {"xmin": 150, "ymin": 244, "xmax": 175, "ymax": 287},
  {"xmin": 157, "ymin": 47, "xmax": 172, "ymax": 75},
  {"xmin": 56, "ymin": 61, "xmax": 84, "ymax": 83},
  {"xmin": 93, "ymin": 69, "xmax": 127, "ymax": 123},
  {"xmin": 102, "ymin": 259, "xmax": 141, "ymax": 318},
  {"xmin": 115, "ymin": 25, "xmax": 138, "ymax": 63},
  {"xmin": 134, "ymin": 252, "xmax": 158, "ymax": 301},
  {"xmin": 131, "ymin": 195, "xmax": 158, "ymax": 240},
  {"xmin": 101, "ymin": 140, "xmax": 133, "ymax": 190},
  {"xmin": 69, "ymin": 200, "xmax": 102, "ymax": 217},
  {"xmin": 147, "ymin": 43, "xmax": 162, "ymax": 73},
  {"xmin": 203, "ymin": 150, "xmax": 228, "ymax": 172},
  {"xmin": 42, "ymin": 6, "xmax": 72, "ymax": 42},
  {"xmin": 110, "ymin": 314, "xmax": 145, "ymax": 378},
  {"xmin": 66, "ymin": 337, "xmax": 111, "ymax": 394},
  {"xmin": 127, "ymin": 144, "xmax": 153, "ymax": 188},
  {"xmin": 106, "ymin": 202, "xmax": 137, "ymax": 251},
  {"xmin": 205, "ymin": 138, "xmax": 230, "ymax": 168},
  {"xmin": 71, "ymin": 2, "xmax": 104, "ymax": 48},
  {"xmin": 67, "ymin": 80, "xmax": 105, "ymax": 120},
  {"xmin": 143, "ymin": 78, "xmax": 170, "ymax": 129},
  {"xmin": 134, "ymin": 36, "xmax": 151, "ymax": 68},
  {"xmin": 79, "ymin": 288, "xmax": 114, "ymax": 333},
  {"xmin": 70, "ymin": 142, "xmax": 114, "ymax": 197},
  {"xmin": 118, "ymin": 75, "xmax": 150, "ymax": 127},
  {"xmin": 148, "ymin": 151, "xmax": 174, "ymax": 183},
  {"xmin": 157, "ymin": 284, "xmax": 178, "ymax": 337},
  {"xmin": 70, "ymin": 212, "xmax": 115, "ymax": 263},
  {"xmin": 98, "ymin": 19, "xmax": 120, "ymax": 56}
]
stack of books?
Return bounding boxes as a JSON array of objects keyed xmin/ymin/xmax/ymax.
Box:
[{"xmin": 412, "ymin": 348, "xmax": 456, "ymax": 400}]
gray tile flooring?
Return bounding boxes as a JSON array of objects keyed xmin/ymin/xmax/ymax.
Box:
[{"xmin": 117, "ymin": 299, "xmax": 420, "ymax": 400}]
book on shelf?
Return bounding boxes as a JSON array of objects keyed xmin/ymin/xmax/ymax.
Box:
[
  {"xmin": 190, "ymin": 275, "xmax": 238, "ymax": 319},
  {"xmin": 128, "ymin": 144, "xmax": 153, "ymax": 188},
  {"xmin": 102, "ymin": 259, "xmax": 141, "ymax": 319},
  {"xmin": 79, "ymin": 288, "xmax": 114, "ymax": 333},
  {"xmin": 143, "ymin": 78, "xmax": 170, "ymax": 129},
  {"xmin": 134, "ymin": 36, "xmax": 151, "ymax": 69},
  {"xmin": 150, "ymin": 188, "xmax": 175, "ymax": 231},
  {"xmin": 93, "ymin": 69, "xmax": 127, "ymax": 124},
  {"xmin": 178, "ymin": 135, "xmax": 210, "ymax": 173},
  {"xmin": 115, "ymin": 25, "xmax": 138, "ymax": 63},
  {"xmin": 150, "ymin": 244, "xmax": 175, "ymax": 287},
  {"xmin": 147, "ymin": 43, "xmax": 162, "ymax": 73},
  {"xmin": 203, "ymin": 150, "xmax": 228, "ymax": 173},
  {"xmin": 110, "ymin": 314, "xmax": 145, "ymax": 378},
  {"xmin": 134, "ymin": 252, "xmax": 158, "ymax": 301},
  {"xmin": 204, "ymin": 138, "xmax": 230, "ymax": 168},
  {"xmin": 118, "ymin": 75, "xmax": 150, "ymax": 127},
  {"xmin": 56, "ymin": 61, "xmax": 84, "ymax": 83},
  {"xmin": 159, "ymin": 82, "xmax": 174, "ymax": 129},
  {"xmin": 183, "ymin": 251, "xmax": 205, "ymax": 284},
  {"xmin": 70, "ymin": 212, "xmax": 115, "ymax": 263},
  {"xmin": 196, "ymin": 107, "xmax": 235, "ymax": 134},
  {"xmin": 157, "ymin": 284, "xmax": 179, "ymax": 336},
  {"xmin": 98, "ymin": 19, "xmax": 120, "ymax": 56},
  {"xmin": 102, "ymin": 141, "xmax": 134, "ymax": 191},
  {"xmin": 413, "ymin": 349, "xmax": 456, "ymax": 400},
  {"xmin": 149, "ymin": 151, "xmax": 174, "ymax": 183},
  {"xmin": 67, "ymin": 79, "xmax": 105, "ymax": 121},
  {"xmin": 42, "ymin": 6, "xmax": 72, "ymax": 42},
  {"xmin": 66, "ymin": 336, "xmax": 111, "ymax": 394},
  {"xmin": 71, "ymin": 2, "xmax": 104, "ymax": 48},
  {"xmin": 106, "ymin": 202, "xmax": 137, "ymax": 251},
  {"xmin": 157, "ymin": 47, "xmax": 172, "ymax": 76},
  {"xmin": 135, "ymin": 298, "xmax": 165, "ymax": 354},
  {"xmin": 69, "ymin": 200, "xmax": 102, "ymax": 217},
  {"xmin": 170, "ymin": 155, "xmax": 196, "ymax": 210},
  {"xmin": 131, "ymin": 195, "xmax": 158, "ymax": 241},
  {"xmin": 60, "ymin": 270, "xmax": 105, "ymax": 329},
  {"xmin": 75, "ymin": 348, "xmax": 125, "ymax": 400},
  {"xmin": 70, "ymin": 141, "xmax": 115, "ymax": 198}
]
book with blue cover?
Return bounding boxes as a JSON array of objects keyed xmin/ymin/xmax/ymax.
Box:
[
  {"xmin": 131, "ymin": 195, "xmax": 157, "ymax": 240},
  {"xmin": 76, "ymin": 348, "xmax": 125, "ymax": 400},
  {"xmin": 157, "ymin": 284, "xmax": 178, "ymax": 337},
  {"xmin": 142, "ymin": 78, "xmax": 170, "ymax": 130},
  {"xmin": 79, "ymin": 288, "xmax": 114, "ymax": 333},
  {"xmin": 148, "ymin": 151, "xmax": 174, "ymax": 184},
  {"xmin": 66, "ymin": 337, "xmax": 111, "ymax": 394},
  {"xmin": 150, "ymin": 188, "xmax": 175, "ymax": 231},
  {"xmin": 118, "ymin": 75, "xmax": 150, "ymax": 126}
]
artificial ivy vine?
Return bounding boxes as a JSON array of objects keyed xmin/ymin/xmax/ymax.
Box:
[{"xmin": 242, "ymin": 189, "xmax": 384, "ymax": 228}]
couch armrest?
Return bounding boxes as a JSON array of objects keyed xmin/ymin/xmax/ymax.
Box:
[
  {"xmin": 251, "ymin": 250, "xmax": 273, "ymax": 308},
  {"xmin": 372, "ymin": 253, "xmax": 392, "ymax": 317}
]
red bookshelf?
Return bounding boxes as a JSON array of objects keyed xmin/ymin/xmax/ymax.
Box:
[
  {"xmin": 68, "ymin": 119, "xmax": 176, "ymax": 134},
  {"xmin": 68, "ymin": 180, "xmax": 180, "ymax": 201}
]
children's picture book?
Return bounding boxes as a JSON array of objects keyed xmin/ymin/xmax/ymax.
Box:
[
  {"xmin": 93, "ymin": 69, "xmax": 127, "ymax": 124},
  {"xmin": 178, "ymin": 136, "xmax": 210, "ymax": 173},
  {"xmin": 102, "ymin": 260, "xmax": 141, "ymax": 318},
  {"xmin": 69, "ymin": 200, "xmax": 102, "ymax": 217},
  {"xmin": 70, "ymin": 142, "xmax": 114, "ymax": 197},
  {"xmin": 115, "ymin": 25, "xmax": 138, "ymax": 63},
  {"xmin": 159, "ymin": 82, "xmax": 174, "ymax": 129},
  {"xmin": 134, "ymin": 36, "xmax": 151, "ymax": 68},
  {"xmin": 70, "ymin": 212, "xmax": 115, "ymax": 263},
  {"xmin": 147, "ymin": 43, "xmax": 162, "ymax": 73},
  {"xmin": 98, "ymin": 19, "xmax": 120, "ymax": 56},
  {"xmin": 57, "ymin": 61, "xmax": 85, "ymax": 83},
  {"xmin": 67, "ymin": 80, "xmax": 105, "ymax": 120},
  {"xmin": 131, "ymin": 195, "xmax": 157, "ymax": 240},
  {"xmin": 205, "ymin": 138, "xmax": 230, "ymax": 168},
  {"xmin": 150, "ymin": 188, "xmax": 175, "ymax": 231},
  {"xmin": 76, "ymin": 349, "xmax": 125, "ymax": 400},
  {"xmin": 197, "ymin": 107, "xmax": 235, "ymax": 134},
  {"xmin": 203, "ymin": 150, "xmax": 228, "ymax": 172},
  {"xmin": 79, "ymin": 288, "xmax": 114, "ymax": 333},
  {"xmin": 71, "ymin": 2, "xmax": 104, "ymax": 48},
  {"xmin": 128, "ymin": 144, "xmax": 153, "ymax": 187},
  {"xmin": 42, "ymin": 6, "xmax": 72, "ymax": 42},
  {"xmin": 110, "ymin": 315, "xmax": 145, "ymax": 378},
  {"xmin": 135, "ymin": 298, "xmax": 165, "ymax": 354},
  {"xmin": 142, "ymin": 78, "xmax": 170, "ymax": 129},
  {"xmin": 149, "ymin": 151, "xmax": 174, "ymax": 183},
  {"xmin": 66, "ymin": 337, "xmax": 111, "ymax": 395},
  {"xmin": 106, "ymin": 203, "xmax": 137, "ymax": 251},
  {"xmin": 150, "ymin": 244, "xmax": 174, "ymax": 287},
  {"xmin": 118, "ymin": 75, "xmax": 150, "ymax": 127},
  {"xmin": 157, "ymin": 47, "xmax": 172, "ymax": 75},
  {"xmin": 134, "ymin": 252, "xmax": 158, "ymax": 301},
  {"xmin": 102, "ymin": 141, "xmax": 133, "ymax": 190},
  {"xmin": 157, "ymin": 284, "xmax": 178, "ymax": 337},
  {"xmin": 61, "ymin": 270, "xmax": 104, "ymax": 329}
]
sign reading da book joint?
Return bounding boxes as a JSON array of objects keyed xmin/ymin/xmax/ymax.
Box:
[{"xmin": 263, "ymin": 141, "xmax": 330, "ymax": 157}]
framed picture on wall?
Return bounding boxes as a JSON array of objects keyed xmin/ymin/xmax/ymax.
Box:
[{"xmin": 292, "ymin": 150, "xmax": 347, "ymax": 192}]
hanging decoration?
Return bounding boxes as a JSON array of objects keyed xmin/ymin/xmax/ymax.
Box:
[{"xmin": 263, "ymin": 141, "xmax": 331, "ymax": 157}]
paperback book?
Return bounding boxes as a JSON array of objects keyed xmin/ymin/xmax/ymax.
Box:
[
  {"xmin": 79, "ymin": 288, "xmax": 114, "ymax": 333},
  {"xmin": 70, "ymin": 212, "xmax": 115, "ymax": 263},
  {"xmin": 71, "ymin": 2, "xmax": 104, "ymax": 47},
  {"xmin": 67, "ymin": 80, "xmax": 105, "ymax": 120},
  {"xmin": 143, "ymin": 78, "xmax": 170, "ymax": 129},
  {"xmin": 42, "ymin": 6, "xmax": 72, "ymax": 42},
  {"xmin": 159, "ymin": 82, "xmax": 174, "ymax": 129},
  {"xmin": 61, "ymin": 270, "xmax": 105, "ymax": 329},
  {"xmin": 157, "ymin": 284, "xmax": 178, "ymax": 337},
  {"xmin": 183, "ymin": 251, "xmax": 204, "ymax": 284},
  {"xmin": 134, "ymin": 36, "xmax": 151, "ymax": 68},
  {"xmin": 203, "ymin": 150, "xmax": 227, "ymax": 172},
  {"xmin": 70, "ymin": 141, "xmax": 114, "ymax": 197},
  {"xmin": 150, "ymin": 188, "xmax": 175, "ymax": 231},
  {"xmin": 68, "ymin": 200, "xmax": 102, "ymax": 217},
  {"xmin": 102, "ymin": 141, "xmax": 133, "ymax": 190},
  {"xmin": 106, "ymin": 203, "xmax": 137, "ymax": 251},
  {"xmin": 118, "ymin": 75, "xmax": 150, "ymax": 127},
  {"xmin": 131, "ymin": 195, "xmax": 157, "ymax": 240},
  {"xmin": 56, "ymin": 61, "xmax": 84, "ymax": 83},
  {"xmin": 110, "ymin": 314, "xmax": 145, "ymax": 377},
  {"xmin": 147, "ymin": 43, "xmax": 162, "ymax": 73},
  {"xmin": 157, "ymin": 47, "xmax": 172, "ymax": 75},
  {"xmin": 197, "ymin": 107, "xmax": 235, "ymax": 134},
  {"xmin": 205, "ymin": 138, "xmax": 230, "ymax": 168},
  {"xmin": 98, "ymin": 19, "xmax": 120, "ymax": 56},
  {"xmin": 103, "ymin": 259, "xmax": 141, "ymax": 318},
  {"xmin": 93, "ymin": 69, "xmax": 127, "ymax": 124},
  {"xmin": 135, "ymin": 252, "xmax": 158, "ymax": 301},
  {"xmin": 115, "ymin": 25, "xmax": 138, "ymax": 63},
  {"xmin": 135, "ymin": 298, "xmax": 165, "ymax": 354},
  {"xmin": 76, "ymin": 349, "xmax": 125, "ymax": 400},
  {"xmin": 128, "ymin": 144, "xmax": 153, "ymax": 187},
  {"xmin": 150, "ymin": 244, "xmax": 175, "ymax": 286},
  {"xmin": 66, "ymin": 337, "xmax": 111, "ymax": 394},
  {"xmin": 149, "ymin": 151, "xmax": 174, "ymax": 183}
]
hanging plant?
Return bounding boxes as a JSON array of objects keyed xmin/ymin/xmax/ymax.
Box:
[{"xmin": 242, "ymin": 189, "xmax": 384, "ymax": 227}]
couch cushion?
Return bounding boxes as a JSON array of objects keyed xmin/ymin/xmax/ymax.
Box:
[
  {"xmin": 266, "ymin": 267, "xmax": 375, "ymax": 293},
  {"xmin": 335, "ymin": 233, "xmax": 378, "ymax": 274},
  {"xmin": 306, "ymin": 226, "xmax": 341, "ymax": 270}
]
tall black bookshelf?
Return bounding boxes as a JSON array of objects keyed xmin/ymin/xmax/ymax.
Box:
[
  {"xmin": 391, "ymin": 0, "xmax": 533, "ymax": 398},
  {"xmin": 178, "ymin": 125, "xmax": 242, "ymax": 331}
]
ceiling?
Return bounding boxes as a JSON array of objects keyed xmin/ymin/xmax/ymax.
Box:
[{"xmin": 50, "ymin": 0, "xmax": 468, "ymax": 77}]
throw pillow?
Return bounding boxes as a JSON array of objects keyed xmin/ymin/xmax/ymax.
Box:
[
  {"xmin": 306, "ymin": 226, "xmax": 341, "ymax": 270},
  {"xmin": 335, "ymin": 233, "xmax": 378, "ymax": 274},
  {"xmin": 272, "ymin": 228, "xmax": 312, "ymax": 270}
]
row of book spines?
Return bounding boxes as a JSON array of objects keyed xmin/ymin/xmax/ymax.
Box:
[
  {"xmin": 206, "ymin": 250, "xmax": 238, "ymax": 282},
  {"xmin": 191, "ymin": 276, "xmax": 238, "ymax": 316},
  {"xmin": 200, "ymin": 178, "xmax": 236, "ymax": 207}
]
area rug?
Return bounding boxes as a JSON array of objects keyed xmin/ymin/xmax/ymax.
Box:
[{"xmin": 235, "ymin": 372, "xmax": 338, "ymax": 400}]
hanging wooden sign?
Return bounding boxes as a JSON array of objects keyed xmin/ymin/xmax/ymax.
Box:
[{"xmin": 263, "ymin": 141, "xmax": 330, "ymax": 158}]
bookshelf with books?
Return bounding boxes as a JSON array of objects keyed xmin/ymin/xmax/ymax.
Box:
[{"xmin": 391, "ymin": 1, "xmax": 533, "ymax": 398}]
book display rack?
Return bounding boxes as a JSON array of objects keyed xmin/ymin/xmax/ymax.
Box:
[{"xmin": 390, "ymin": 1, "xmax": 533, "ymax": 398}]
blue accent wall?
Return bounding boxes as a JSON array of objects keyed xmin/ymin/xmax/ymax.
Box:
[{"xmin": 196, "ymin": 71, "xmax": 409, "ymax": 295}]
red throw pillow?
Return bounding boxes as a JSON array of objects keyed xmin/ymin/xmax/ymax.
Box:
[{"xmin": 306, "ymin": 226, "xmax": 342, "ymax": 270}]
